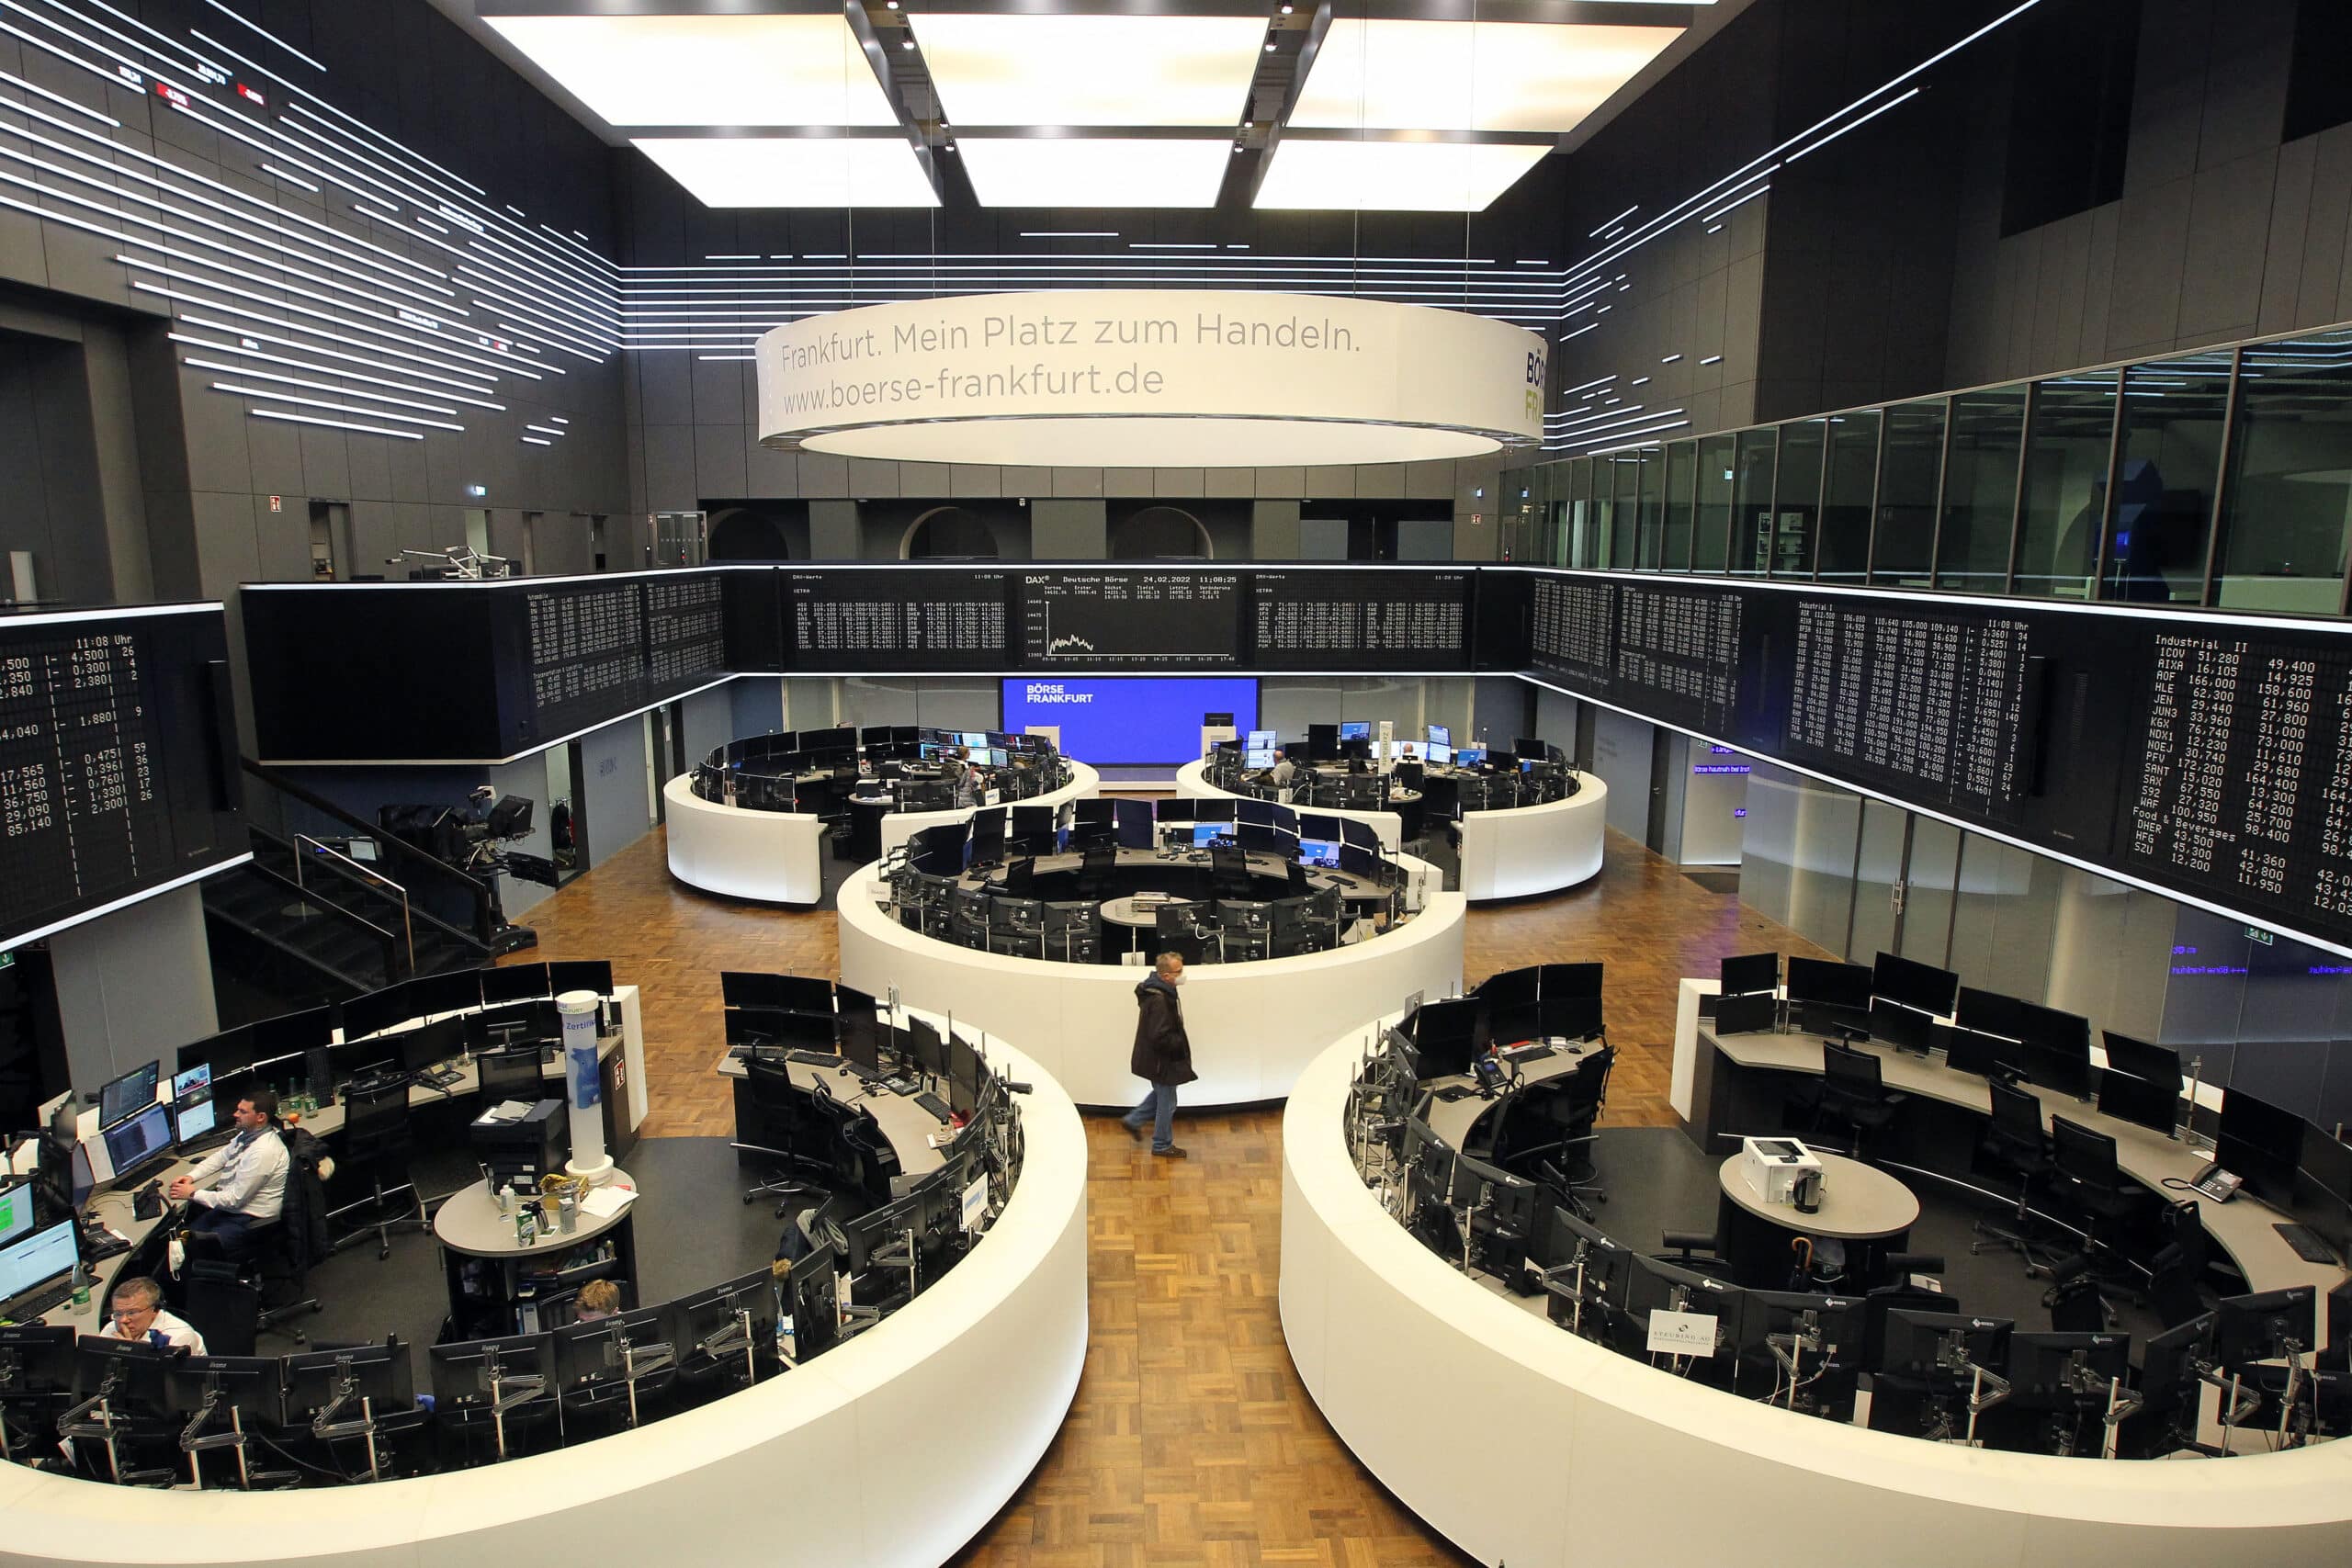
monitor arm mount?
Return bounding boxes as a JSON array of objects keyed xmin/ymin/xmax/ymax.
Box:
[
  {"xmin": 1539, "ymin": 1239, "xmax": 1607, "ymax": 1342},
  {"xmin": 305, "ymin": 1352, "xmax": 390, "ymax": 1482},
  {"xmin": 178, "ymin": 1367, "xmax": 295, "ymax": 1490},
  {"xmin": 477, "ymin": 1345, "xmax": 547, "ymax": 1464},
  {"xmin": 391, "ymin": 546, "xmax": 512, "ymax": 580},
  {"xmin": 2043, "ymin": 1350, "xmax": 2144, "ymax": 1460},
  {"xmin": 696, "ymin": 1306, "xmax": 762, "ymax": 1388},
  {"xmin": 1926, "ymin": 1330, "xmax": 2011, "ymax": 1447},
  {"xmin": 59, "ymin": 1362, "xmax": 173, "ymax": 1486},
  {"xmin": 1766, "ymin": 1309, "xmax": 1830, "ymax": 1414}
]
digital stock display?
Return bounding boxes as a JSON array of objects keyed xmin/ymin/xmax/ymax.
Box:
[{"xmin": 1019, "ymin": 571, "xmax": 1244, "ymax": 668}]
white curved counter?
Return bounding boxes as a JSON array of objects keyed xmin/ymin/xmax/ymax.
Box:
[
  {"xmin": 878, "ymin": 761, "xmax": 1100, "ymax": 859},
  {"xmin": 0, "ymin": 1021, "xmax": 1088, "ymax": 1568},
  {"xmin": 837, "ymin": 861, "xmax": 1464, "ymax": 1108},
  {"xmin": 1455, "ymin": 774, "xmax": 1605, "ymax": 900},
  {"xmin": 1173, "ymin": 759, "xmax": 1404, "ymax": 853},
  {"xmin": 1175, "ymin": 760, "xmax": 1606, "ymax": 901},
  {"xmin": 664, "ymin": 761, "xmax": 1100, "ymax": 904},
  {"xmin": 663, "ymin": 773, "xmax": 828, "ymax": 905},
  {"xmin": 1279, "ymin": 1029, "xmax": 2352, "ymax": 1568}
]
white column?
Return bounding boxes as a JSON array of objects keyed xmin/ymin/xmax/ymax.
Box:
[{"xmin": 559, "ymin": 990, "xmax": 611, "ymax": 1184}]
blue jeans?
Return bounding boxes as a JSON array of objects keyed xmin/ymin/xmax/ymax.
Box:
[
  {"xmin": 189, "ymin": 1206, "xmax": 257, "ymax": 1264},
  {"xmin": 1124, "ymin": 1083, "xmax": 1178, "ymax": 1152}
]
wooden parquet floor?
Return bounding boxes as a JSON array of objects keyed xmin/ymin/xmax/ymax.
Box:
[{"xmin": 511, "ymin": 825, "xmax": 1836, "ymax": 1564}]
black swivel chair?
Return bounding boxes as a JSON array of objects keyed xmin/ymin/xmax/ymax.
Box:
[
  {"xmin": 734, "ymin": 1058, "xmax": 823, "ymax": 1218},
  {"xmin": 180, "ymin": 1274, "xmax": 262, "ymax": 1358},
  {"xmin": 1077, "ymin": 845, "xmax": 1116, "ymax": 901},
  {"xmin": 331, "ymin": 1075, "xmax": 429, "ymax": 1260},
  {"xmin": 1817, "ymin": 1042, "xmax": 1905, "ymax": 1162},
  {"xmin": 2047, "ymin": 1117, "xmax": 2150, "ymax": 1311},
  {"xmin": 1970, "ymin": 1081, "xmax": 2053, "ymax": 1270}
]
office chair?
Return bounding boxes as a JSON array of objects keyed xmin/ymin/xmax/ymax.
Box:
[
  {"xmin": 1077, "ymin": 844, "xmax": 1116, "ymax": 901},
  {"xmin": 1659, "ymin": 1230, "xmax": 1731, "ymax": 1272},
  {"xmin": 331, "ymin": 1074, "xmax": 429, "ymax": 1260},
  {"xmin": 2046, "ymin": 1116, "xmax": 2149, "ymax": 1311},
  {"xmin": 1971, "ymin": 1080, "xmax": 2054, "ymax": 1271},
  {"xmin": 1209, "ymin": 844, "xmax": 1254, "ymax": 900},
  {"xmin": 1817, "ymin": 1042, "xmax": 1905, "ymax": 1163},
  {"xmin": 734, "ymin": 1058, "xmax": 822, "ymax": 1218}
]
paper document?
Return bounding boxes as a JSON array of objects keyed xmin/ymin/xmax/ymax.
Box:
[
  {"xmin": 482, "ymin": 1100, "xmax": 535, "ymax": 1122},
  {"xmin": 580, "ymin": 1186, "xmax": 637, "ymax": 1219}
]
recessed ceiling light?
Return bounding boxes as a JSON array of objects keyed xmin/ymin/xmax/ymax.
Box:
[
  {"xmin": 633, "ymin": 138, "xmax": 940, "ymax": 208},
  {"xmin": 1293, "ymin": 19, "xmax": 1681, "ymax": 133},
  {"xmin": 484, "ymin": 14, "xmax": 898, "ymax": 127},
  {"xmin": 1253, "ymin": 140, "xmax": 1549, "ymax": 211},
  {"xmin": 914, "ymin": 14, "xmax": 1266, "ymax": 127},
  {"xmin": 958, "ymin": 138, "xmax": 1230, "ymax": 207}
]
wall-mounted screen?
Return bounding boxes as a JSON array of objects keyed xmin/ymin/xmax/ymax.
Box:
[
  {"xmin": 1249, "ymin": 570, "xmax": 1471, "ymax": 670},
  {"xmin": 1001, "ymin": 677, "xmax": 1258, "ymax": 764},
  {"xmin": 1019, "ymin": 571, "xmax": 1242, "ymax": 668}
]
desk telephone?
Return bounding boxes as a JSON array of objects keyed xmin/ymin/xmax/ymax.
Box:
[{"xmin": 2187, "ymin": 1163, "xmax": 2242, "ymax": 1202}]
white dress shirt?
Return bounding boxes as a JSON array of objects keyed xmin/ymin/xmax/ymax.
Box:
[
  {"xmin": 186, "ymin": 1126, "xmax": 288, "ymax": 1223},
  {"xmin": 105, "ymin": 1307, "xmax": 208, "ymax": 1356}
]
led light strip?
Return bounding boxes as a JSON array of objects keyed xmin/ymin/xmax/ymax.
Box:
[
  {"xmin": 249, "ymin": 407, "xmax": 422, "ymax": 441},
  {"xmin": 168, "ymin": 329, "xmax": 506, "ymax": 409},
  {"xmin": 209, "ymin": 381, "xmax": 465, "ymax": 431}
]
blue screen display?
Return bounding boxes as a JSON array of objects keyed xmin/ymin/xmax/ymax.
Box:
[{"xmin": 1001, "ymin": 677, "xmax": 1260, "ymax": 764}]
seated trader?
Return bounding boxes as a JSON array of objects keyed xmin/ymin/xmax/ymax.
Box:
[
  {"xmin": 575, "ymin": 1280, "xmax": 622, "ymax": 1323},
  {"xmin": 168, "ymin": 1089, "xmax": 288, "ymax": 1262},
  {"xmin": 103, "ymin": 1275, "xmax": 208, "ymax": 1354},
  {"xmin": 1270, "ymin": 750, "xmax": 1298, "ymax": 789}
]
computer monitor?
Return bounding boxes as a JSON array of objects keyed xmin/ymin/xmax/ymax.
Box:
[
  {"xmin": 2099, "ymin": 1032, "xmax": 2181, "ymax": 1094},
  {"xmin": 1785, "ymin": 957, "xmax": 1872, "ymax": 1011},
  {"xmin": 860, "ymin": 725, "xmax": 893, "ymax": 746},
  {"xmin": 1625, "ymin": 1254, "xmax": 1740, "ymax": 1363},
  {"xmin": 0, "ymin": 1323, "xmax": 74, "ymax": 1398},
  {"xmin": 2007, "ymin": 1331, "xmax": 2131, "ymax": 1409},
  {"xmin": 1338, "ymin": 721, "xmax": 1369, "ymax": 742},
  {"xmin": 721, "ymin": 972, "xmax": 833, "ymax": 1014},
  {"xmin": 1190, "ymin": 824, "xmax": 1231, "ymax": 849},
  {"xmin": 252, "ymin": 1005, "xmax": 334, "ymax": 1064},
  {"xmin": 102, "ymin": 1101, "xmax": 174, "ymax": 1184},
  {"xmin": 74, "ymin": 1335, "xmax": 176, "ymax": 1408},
  {"xmin": 0, "ymin": 1178, "xmax": 32, "ymax": 1248},
  {"xmin": 2212, "ymin": 1286, "xmax": 2317, "ymax": 1368},
  {"xmin": 1297, "ymin": 838, "xmax": 1340, "ymax": 869},
  {"xmin": 1867, "ymin": 997, "xmax": 1931, "ymax": 1054},
  {"xmin": 1426, "ymin": 724, "xmax": 1451, "ymax": 749},
  {"xmin": 1456, "ymin": 744, "xmax": 1487, "ymax": 766},
  {"xmin": 338, "ymin": 982, "xmax": 415, "ymax": 1043},
  {"xmin": 2096, "ymin": 1069, "xmax": 2178, "ymax": 1136},
  {"xmin": 171, "ymin": 1065, "xmax": 218, "ymax": 1144},
  {"xmin": 789, "ymin": 1245, "xmax": 842, "ymax": 1359},
  {"xmin": 905, "ymin": 1016, "xmax": 950, "ymax": 1081},
  {"xmin": 1720, "ymin": 953, "xmax": 1779, "ymax": 998},
  {"xmin": 162, "ymin": 1354, "xmax": 287, "ymax": 1430},
  {"xmin": 1953, "ymin": 987, "xmax": 2026, "ymax": 1041},
  {"xmin": 0, "ymin": 1220, "xmax": 77, "ymax": 1304},
  {"xmin": 96, "ymin": 1060, "xmax": 160, "ymax": 1131},
  {"xmin": 2298, "ymin": 1122, "xmax": 2352, "ymax": 1215},
  {"xmin": 426, "ymin": 1333, "xmax": 553, "ymax": 1415},
  {"xmin": 967, "ymin": 811, "xmax": 1007, "ymax": 866},
  {"xmin": 2012, "ymin": 1005, "xmax": 2092, "ymax": 1100},
  {"xmin": 400, "ymin": 1015, "xmax": 466, "ymax": 1076},
  {"xmin": 1246, "ymin": 728, "xmax": 1277, "ymax": 751},
  {"xmin": 2215, "ymin": 1088, "xmax": 2305, "ymax": 1204},
  {"xmin": 1871, "ymin": 952, "xmax": 1958, "ymax": 1017},
  {"xmin": 179, "ymin": 1024, "xmax": 255, "ymax": 1078},
  {"xmin": 1877, "ymin": 1310, "xmax": 2012, "ymax": 1383},
  {"xmin": 481, "ymin": 963, "xmax": 551, "ymax": 1008},
  {"xmin": 548, "ymin": 959, "xmax": 616, "ymax": 991},
  {"xmin": 1408, "ymin": 998, "xmax": 1488, "ymax": 1080},
  {"xmin": 2134, "ymin": 1312, "xmax": 2215, "ymax": 1425},
  {"xmin": 1712, "ymin": 993, "xmax": 1778, "ymax": 1036},
  {"xmin": 1423, "ymin": 742, "xmax": 1453, "ymax": 766},
  {"xmin": 552, "ymin": 1304, "xmax": 673, "ymax": 1394},
  {"xmin": 672, "ymin": 1268, "xmax": 780, "ymax": 1379},
  {"xmin": 1941, "ymin": 1026, "xmax": 2024, "ymax": 1079},
  {"xmin": 1736, "ymin": 1289, "xmax": 1861, "ymax": 1387},
  {"xmin": 1114, "ymin": 798, "xmax": 1156, "ymax": 850}
]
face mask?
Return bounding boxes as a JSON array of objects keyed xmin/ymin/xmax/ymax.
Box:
[{"xmin": 1168, "ymin": 973, "xmax": 1184, "ymax": 987}]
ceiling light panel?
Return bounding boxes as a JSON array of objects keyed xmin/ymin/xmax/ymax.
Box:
[
  {"xmin": 484, "ymin": 14, "xmax": 897, "ymax": 127},
  {"xmin": 911, "ymin": 14, "xmax": 1267, "ymax": 126},
  {"xmin": 958, "ymin": 138, "xmax": 1230, "ymax": 208},
  {"xmin": 1253, "ymin": 141, "xmax": 1551, "ymax": 213},
  {"xmin": 632, "ymin": 139, "xmax": 939, "ymax": 209},
  {"xmin": 1292, "ymin": 20, "xmax": 1682, "ymax": 134}
]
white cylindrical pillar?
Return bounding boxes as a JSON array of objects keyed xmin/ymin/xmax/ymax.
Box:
[{"xmin": 558, "ymin": 989, "xmax": 612, "ymax": 1185}]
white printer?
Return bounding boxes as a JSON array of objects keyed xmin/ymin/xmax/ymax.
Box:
[{"xmin": 1740, "ymin": 1136, "xmax": 1824, "ymax": 1206}]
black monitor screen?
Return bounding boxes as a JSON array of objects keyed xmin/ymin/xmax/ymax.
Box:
[
  {"xmin": 2097, "ymin": 1069, "xmax": 2178, "ymax": 1136},
  {"xmin": 1954, "ymin": 987, "xmax": 2026, "ymax": 1041},
  {"xmin": 1409, "ymin": 998, "xmax": 1488, "ymax": 1079},
  {"xmin": 1871, "ymin": 952, "xmax": 1958, "ymax": 1017},
  {"xmin": 411, "ymin": 968, "xmax": 489, "ymax": 1018},
  {"xmin": 1114, "ymin": 798, "xmax": 1156, "ymax": 850},
  {"xmin": 252, "ymin": 1005, "xmax": 334, "ymax": 1063},
  {"xmin": 96, "ymin": 1061, "xmax": 160, "ymax": 1131},
  {"xmin": 1712, "ymin": 993, "xmax": 1777, "ymax": 1036},
  {"xmin": 1867, "ymin": 998, "xmax": 1930, "ymax": 1053},
  {"xmin": 967, "ymin": 811, "xmax": 1007, "ymax": 865},
  {"xmin": 180, "ymin": 1024, "xmax": 254, "ymax": 1078},
  {"xmin": 101, "ymin": 1102, "xmax": 172, "ymax": 1179},
  {"xmin": 337, "ymin": 983, "xmax": 413, "ymax": 1044},
  {"xmin": 722, "ymin": 972, "xmax": 832, "ymax": 1013},
  {"xmin": 1785, "ymin": 957, "xmax": 1871, "ymax": 1010},
  {"xmin": 2300, "ymin": 1122, "xmax": 2352, "ymax": 1206},
  {"xmin": 401, "ymin": 1015, "xmax": 466, "ymax": 1075},
  {"xmin": 2016, "ymin": 1035, "xmax": 2091, "ymax": 1100},
  {"xmin": 2015, "ymin": 1002, "xmax": 2090, "ymax": 1060},
  {"xmin": 1943, "ymin": 1027, "xmax": 2024, "ymax": 1079},
  {"xmin": 2099, "ymin": 1032, "xmax": 2181, "ymax": 1093},
  {"xmin": 1719, "ymin": 953, "xmax": 1779, "ymax": 998},
  {"xmin": 2216, "ymin": 1089, "xmax": 2305, "ymax": 1204},
  {"xmin": 481, "ymin": 964, "xmax": 550, "ymax": 1007}
]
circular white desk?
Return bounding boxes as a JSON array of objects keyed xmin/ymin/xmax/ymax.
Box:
[
  {"xmin": 1174, "ymin": 759, "xmax": 1606, "ymax": 901},
  {"xmin": 837, "ymin": 859, "xmax": 1465, "ymax": 1108},
  {"xmin": 1279, "ymin": 1027, "xmax": 2352, "ymax": 1568},
  {"xmin": 0, "ymin": 1024, "xmax": 1090, "ymax": 1568},
  {"xmin": 664, "ymin": 761, "xmax": 1100, "ymax": 905},
  {"xmin": 1172, "ymin": 759, "xmax": 1405, "ymax": 854},
  {"xmin": 1715, "ymin": 1151, "xmax": 1918, "ymax": 1240}
]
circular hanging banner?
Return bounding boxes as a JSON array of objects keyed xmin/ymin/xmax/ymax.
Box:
[{"xmin": 754, "ymin": 290, "xmax": 1545, "ymax": 468}]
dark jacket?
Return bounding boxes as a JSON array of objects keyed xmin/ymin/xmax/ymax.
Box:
[
  {"xmin": 1130, "ymin": 974, "xmax": 1196, "ymax": 1086},
  {"xmin": 277, "ymin": 1125, "xmax": 332, "ymax": 1269}
]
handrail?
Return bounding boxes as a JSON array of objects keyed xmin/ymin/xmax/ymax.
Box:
[
  {"xmin": 233, "ymin": 852, "xmax": 402, "ymax": 987},
  {"xmin": 241, "ymin": 758, "xmax": 496, "ymax": 942},
  {"xmin": 295, "ymin": 834, "xmax": 414, "ymax": 976}
]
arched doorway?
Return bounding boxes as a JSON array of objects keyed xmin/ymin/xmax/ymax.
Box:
[
  {"xmin": 707, "ymin": 507, "xmax": 792, "ymax": 560},
  {"xmin": 899, "ymin": 506, "xmax": 1001, "ymax": 559},
  {"xmin": 1110, "ymin": 505, "xmax": 1212, "ymax": 559}
]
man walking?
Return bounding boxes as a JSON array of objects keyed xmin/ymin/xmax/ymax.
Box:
[{"xmin": 1124, "ymin": 952, "xmax": 1195, "ymax": 1158}]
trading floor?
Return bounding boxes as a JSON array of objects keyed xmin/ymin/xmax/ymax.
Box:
[{"xmin": 514, "ymin": 818, "xmax": 1819, "ymax": 1562}]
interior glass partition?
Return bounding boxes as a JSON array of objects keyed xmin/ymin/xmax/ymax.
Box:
[
  {"xmin": 1609, "ymin": 450, "xmax": 1642, "ymax": 569},
  {"xmin": 1933, "ymin": 385, "xmax": 2029, "ymax": 593},
  {"xmin": 2215, "ymin": 329, "xmax": 2352, "ymax": 614},
  {"xmin": 1661, "ymin": 439, "xmax": 1697, "ymax": 570},
  {"xmin": 1730, "ymin": 428, "xmax": 1778, "ymax": 577},
  {"xmin": 1772, "ymin": 418, "xmax": 1826, "ymax": 577},
  {"xmin": 2105, "ymin": 353, "xmax": 2229, "ymax": 604},
  {"xmin": 1870, "ymin": 400, "xmax": 1948, "ymax": 586},
  {"xmin": 2013, "ymin": 373, "xmax": 2117, "ymax": 599},
  {"xmin": 1817, "ymin": 410, "xmax": 1882, "ymax": 584},
  {"xmin": 1634, "ymin": 446, "xmax": 1664, "ymax": 569},
  {"xmin": 1563, "ymin": 458, "xmax": 1593, "ymax": 567},
  {"xmin": 1693, "ymin": 434, "xmax": 1736, "ymax": 572}
]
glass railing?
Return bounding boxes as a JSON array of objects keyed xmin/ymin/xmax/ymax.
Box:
[{"xmin": 1501, "ymin": 319, "xmax": 2352, "ymax": 618}]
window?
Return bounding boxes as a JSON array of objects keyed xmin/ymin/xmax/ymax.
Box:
[
  {"xmin": 1660, "ymin": 440, "xmax": 1697, "ymax": 570},
  {"xmin": 1870, "ymin": 400, "xmax": 1946, "ymax": 586},
  {"xmin": 2215, "ymin": 330, "xmax": 2352, "ymax": 614},
  {"xmin": 1934, "ymin": 384, "xmax": 2029, "ymax": 593},
  {"xmin": 2013, "ymin": 373, "xmax": 2116, "ymax": 600},
  {"xmin": 1818, "ymin": 410, "xmax": 1881, "ymax": 585},
  {"xmin": 1729, "ymin": 427, "xmax": 1778, "ymax": 577},
  {"xmin": 1772, "ymin": 418, "xmax": 1826, "ymax": 577},
  {"xmin": 1692, "ymin": 434, "xmax": 1735, "ymax": 572},
  {"xmin": 2104, "ymin": 353, "xmax": 2229, "ymax": 604}
]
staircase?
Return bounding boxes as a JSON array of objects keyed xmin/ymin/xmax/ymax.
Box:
[{"xmin": 204, "ymin": 761, "xmax": 504, "ymax": 1020}]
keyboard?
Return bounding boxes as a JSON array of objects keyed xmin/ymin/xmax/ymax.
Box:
[
  {"xmin": 844, "ymin": 1062, "xmax": 882, "ymax": 1083},
  {"xmin": 789, "ymin": 1051, "xmax": 842, "ymax": 1068},
  {"xmin": 3, "ymin": 1275, "xmax": 76, "ymax": 1321},
  {"xmin": 914, "ymin": 1092, "xmax": 951, "ymax": 1121},
  {"xmin": 2275, "ymin": 1223, "xmax": 2340, "ymax": 1265}
]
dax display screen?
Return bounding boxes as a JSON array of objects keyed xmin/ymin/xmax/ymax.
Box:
[
  {"xmin": 1249, "ymin": 570, "xmax": 1472, "ymax": 670},
  {"xmin": 1018, "ymin": 571, "xmax": 1243, "ymax": 668},
  {"xmin": 0, "ymin": 607, "xmax": 240, "ymax": 948}
]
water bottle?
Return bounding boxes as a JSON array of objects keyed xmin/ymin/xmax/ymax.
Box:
[
  {"xmin": 69, "ymin": 1258, "xmax": 90, "ymax": 1310},
  {"xmin": 497, "ymin": 1182, "xmax": 515, "ymax": 1217}
]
